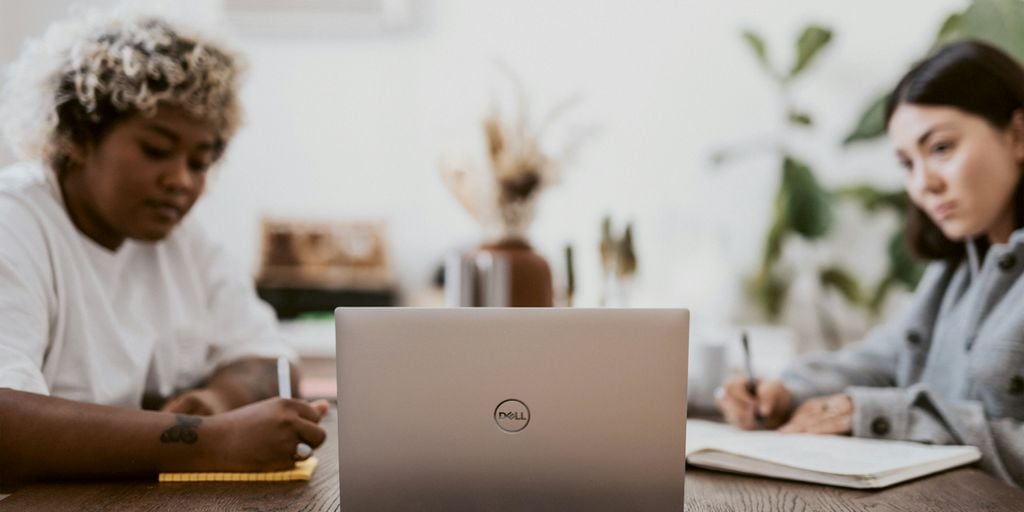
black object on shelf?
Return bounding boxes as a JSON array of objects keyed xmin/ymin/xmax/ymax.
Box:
[{"xmin": 257, "ymin": 285, "xmax": 398, "ymax": 320}]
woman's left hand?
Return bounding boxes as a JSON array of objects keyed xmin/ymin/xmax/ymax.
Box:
[
  {"xmin": 778, "ymin": 393, "xmax": 853, "ymax": 435},
  {"xmin": 161, "ymin": 388, "xmax": 231, "ymax": 416}
]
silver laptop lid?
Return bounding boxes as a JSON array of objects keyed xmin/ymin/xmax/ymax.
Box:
[{"xmin": 336, "ymin": 308, "xmax": 689, "ymax": 511}]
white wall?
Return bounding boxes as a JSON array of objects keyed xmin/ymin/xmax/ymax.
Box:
[{"xmin": 0, "ymin": 0, "xmax": 968, "ymax": 329}]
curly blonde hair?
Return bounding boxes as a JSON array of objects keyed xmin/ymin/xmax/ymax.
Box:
[{"xmin": 1, "ymin": 11, "xmax": 244, "ymax": 169}]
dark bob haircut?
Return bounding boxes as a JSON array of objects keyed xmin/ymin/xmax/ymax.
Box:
[{"xmin": 885, "ymin": 40, "xmax": 1024, "ymax": 262}]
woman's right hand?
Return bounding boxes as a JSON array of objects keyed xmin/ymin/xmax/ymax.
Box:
[
  {"xmin": 203, "ymin": 397, "xmax": 329, "ymax": 471},
  {"xmin": 716, "ymin": 377, "xmax": 794, "ymax": 430}
]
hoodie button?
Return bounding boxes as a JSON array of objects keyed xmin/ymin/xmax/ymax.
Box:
[
  {"xmin": 1009, "ymin": 376, "xmax": 1024, "ymax": 396},
  {"xmin": 906, "ymin": 330, "xmax": 923, "ymax": 345},
  {"xmin": 871, "ymin": 417, "xmax": 891, "ymax": 436},
  {"xmin": 998, "ymin": 253, "xmax": 1017, "ymax": 271}
]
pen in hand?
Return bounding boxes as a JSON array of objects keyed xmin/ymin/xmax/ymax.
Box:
[
  {"xmin": 278, "ymin": 356, "xmax": 314, "ymax": 460},
  {"xmin": 277, "ymin": 356, "xmax": 292, "ymax": 399},
  {"xmin": 741, "ymin": 331, "xmax": 764, "ymax": 428}
]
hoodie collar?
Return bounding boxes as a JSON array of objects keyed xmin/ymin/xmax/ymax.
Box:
[
  {"xmin": 966, "ymin": 237, "xmax": 981, "ymax": 281},
  {"xmin": 964, "ymin": 227, "xmax": 1024, "ymax": 280}
]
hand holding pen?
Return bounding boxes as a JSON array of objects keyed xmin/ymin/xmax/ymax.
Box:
[
  {"xmin": 741, "ymin": 331, "xmax": 764, "ymax": 428},
  {"xmin": 714, "ymin": 331, "xmax": 796, "ymax": 430}
]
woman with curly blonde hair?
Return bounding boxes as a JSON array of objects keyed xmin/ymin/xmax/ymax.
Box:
[{"xmin": 0, "ymin": 13, "xmax": 327, "ymax": 485}]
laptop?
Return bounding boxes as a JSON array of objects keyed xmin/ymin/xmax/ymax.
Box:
[{"xmin": 335, "ymin": 308, "xmax": 689, "ymax": 511}]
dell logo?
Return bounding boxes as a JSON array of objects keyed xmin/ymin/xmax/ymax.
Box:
[{"xmin": 494, "ymin": 399, "xmax": 530, "ymax": 433}]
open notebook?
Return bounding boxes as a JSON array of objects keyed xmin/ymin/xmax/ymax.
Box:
[{"xmin": 685, "ymin": 420, "xmax": 981, "ymax": 489}]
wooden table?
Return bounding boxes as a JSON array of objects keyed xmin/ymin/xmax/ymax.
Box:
[{"xmin": 3, "ymin": 408, "xmax": 1022, "ymax": 511}]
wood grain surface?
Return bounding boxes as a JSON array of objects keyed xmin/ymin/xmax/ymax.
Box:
[{"xmin": 3, "ymin": 407, "xmax": 1022, "ymax": 511}]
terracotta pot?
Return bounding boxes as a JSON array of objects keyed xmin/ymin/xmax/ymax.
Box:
[{"xmin": 473, "ymin": 238, "xmax": 553, "ymax": 307}]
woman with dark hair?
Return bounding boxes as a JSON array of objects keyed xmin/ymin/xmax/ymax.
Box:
[
  {"xmin": 0, "ymin": 12, "xmax": 327, "ymax": 485},
  {"xmin": 718, "ymin": 39, "xmax": 1024, "ymax": 487}
]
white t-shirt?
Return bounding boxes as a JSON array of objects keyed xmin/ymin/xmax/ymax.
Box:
[{"xmin": 0, "ymin": 162, "xmax": 295, "ymax": 408}]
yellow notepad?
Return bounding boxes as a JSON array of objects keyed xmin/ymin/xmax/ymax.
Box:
[{"xmin": 158, "ymin": 457, "xmax": 318, "ymax": 482}]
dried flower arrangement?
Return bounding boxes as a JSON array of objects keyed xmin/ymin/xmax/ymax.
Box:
[
  {"xmin": 440, "ymin": 66, "xmax": 588, "ymax": 242},
  {"xmin": 600, "ymin": 216, "xmax": 637, "ymax": 280},
  {"xmin": 599, "ymin": 215, "xmax": 637, "ymax": 306}
]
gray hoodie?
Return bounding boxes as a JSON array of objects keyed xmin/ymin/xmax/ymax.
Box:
[{"xmin": 782, "ymin": 230, "xmax": 1024, "ymax": 486}]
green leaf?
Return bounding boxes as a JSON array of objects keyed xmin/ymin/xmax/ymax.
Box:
[
  {"xmin": 888, "ymin": 231, "xmax": 925, "ymax": 289},
  {"xmin": 781, "ymin": 156, "xmax": 833, "ymax": 239},
  {"xmin": 844, "ymin": 1, "xmax": 1024, "ymax": 146},
  {"xmin": 761, "ymin": 194, "xmax": 790, "ymax": 270},
  {"xmin": 878, "ymin": 191, "xmax": 909, "ymax": 211},
  {"xmin": 819, "ymin": 265, "xmax": 863, "ymax": 305},
  {"xmin": 835, "ymin": 185, "xmax": 908, "ymax": 212},
  {"xmin": 843, "ymin": 93, "xmax": 888, "ymax": 145},
  {"xmin": 867, "ymin": 233, "xmax": 925, "ymax": 315},
  {"xmin": 789, "ymin": 25, "xmax": 833, "ymax": 79},
  {"xmin": 956, "ymin": 0, "xmax": 1024, "ymax": 63},
  {"xmin": 742, "ymin": 30, "xmax": 773, "ymax": 74},
  {"xmin": 933, "ymin": 12, "xmax": 966, "ymax": 48},
  {"xmin": 748, "ymin": 189, "xmax": 792, "ymax": 321},
  {"xmin": 868, "ymin": 276, "xmax": 896, "ymax": 315},
  {"xmin": 748, "ymin": 270, "xmax": 790, "ymax": 321},
  {"xmin": 788, "ymin": 111, "xmax": 814, "ymax": 126}
]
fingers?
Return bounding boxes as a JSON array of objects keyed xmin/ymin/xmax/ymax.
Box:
[
  {"xmin": 160, "ymin": 395, "xmax": 188, "ymax": 413},
  {"xmin": 212, "ymin": 398, "xmax": 331, "ymax": 471},
  {"xmin": 755, "ymin": 380, "xmax": 794, "ymax": 429},
  {"xmin": 808, "ymin": 413, "xmax": 852, "ymax": 435},
  {"xmin": 191, "ymin": 397, "xmax": 214, "ymax": 416},
  {"xmin": 779, "ymin": 397, "xmax": 825, "ymax": 433},
  {"xmin": 717, "ymin": 377, "xmax": 758, "ymax": 429},
  {"xmin": 782, "ymin": 414, "xmax": 849, "ymax": 434},
  {"xmin": 311, "ymin": 399, "xmax": 330, "ymax": 417},
  {"xmin": 279, "ymin": 399, "xmax": 329, "ymax": 447},
  {"xmin": 716, "ymin": 378, "xmax": 798, "ymax": 431},
  {"xmin": 284, "ymin": 399, "xmax": 327, "ymax": 423},
  {"xmin": 725, "ymin": 408, "xmax": 756, "ymax": 430},
  {"xmin": 756, "ymin": 380, "xmax": 785, "ymax": 417},
  {"xmin": 293, "ymin": 418, "xmax": 328, "ymax": 449},
  {"xmin": 723, "ymin": 377, "xmax": 756, "ymax": 406},
  {"xmin": 778, "ymin": 408, "xmax": 810, "ymax": 433},
  {"xmin": 162, "ymin": 393, "xmax": 212, "ymax": 415},
  {"xmin": 778, "ymin": 394, "xmax": 853, "ymax": 435}
]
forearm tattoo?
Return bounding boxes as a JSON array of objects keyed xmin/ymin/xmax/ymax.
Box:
[{"xmin": 160, "ymin": 414, "xmax": 201, "ymax": 444}]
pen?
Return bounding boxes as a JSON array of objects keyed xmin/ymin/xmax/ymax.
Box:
[
  {"xmin": 279, "ymin": 356, "xmax": 313, "ymax": 461},
  {"xmin": 741, "ymin": 331, "xmax": 764, "ymax": 428},
  {"xmin": 277, "ymin": 356, "xmax": 292, "ymax": 399}
]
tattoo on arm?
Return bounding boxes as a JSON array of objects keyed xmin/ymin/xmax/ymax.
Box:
[{"xmin": 160, "ymin": 414, "xmax": 201, "ymax": 444}]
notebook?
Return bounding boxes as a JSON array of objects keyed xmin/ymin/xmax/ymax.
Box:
[
  {"xmin": 158, "ymin": 457, "xmax": 318, "ymax": 482},
  {"xmin": 685, "ymin": 420, "xmax": 981, "ymax": 489}
]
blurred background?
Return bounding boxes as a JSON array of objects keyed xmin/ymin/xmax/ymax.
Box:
[{"xmin": 2, "ymin": 0, "xmax": 1018, "ymax": 405}]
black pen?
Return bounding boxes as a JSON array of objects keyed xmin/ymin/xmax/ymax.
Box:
[{"xmin": 741, "ymin": 330, "xmax": 764, "ymax": 428}]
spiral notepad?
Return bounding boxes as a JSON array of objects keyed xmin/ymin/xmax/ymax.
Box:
[{"xmin": 158, "ymin": 457, "xmax": 318, "ymax": 482}]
